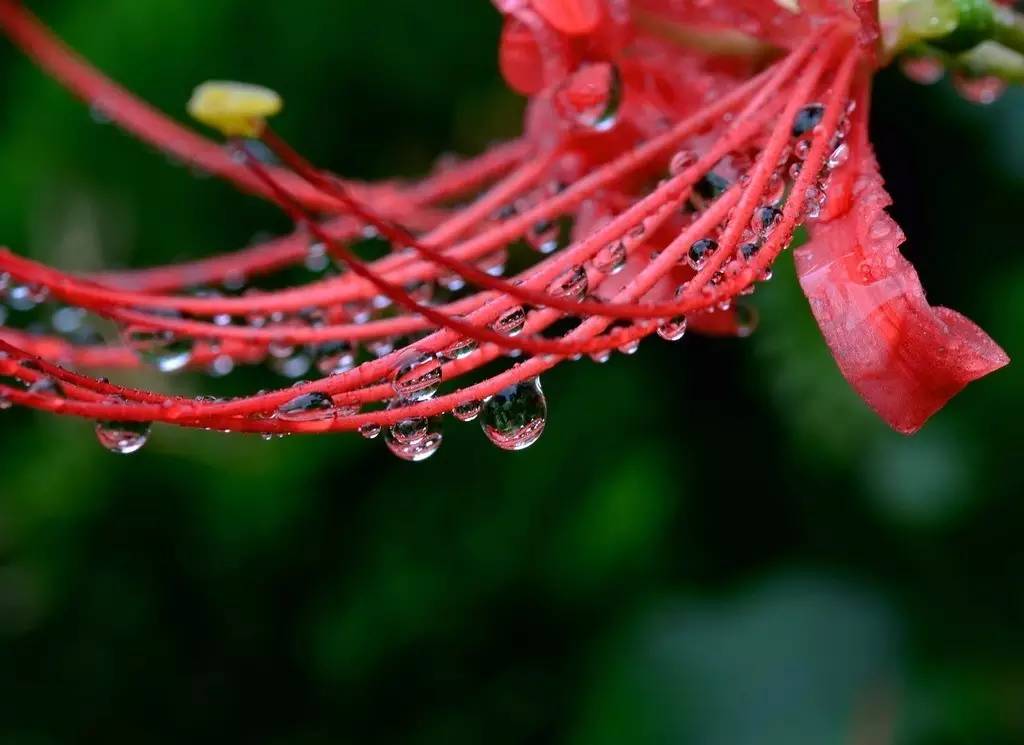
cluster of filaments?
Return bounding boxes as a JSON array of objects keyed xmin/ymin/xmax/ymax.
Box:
[{"xmin": 0, "ymin": 6, "xmax": 861, "ymax": 460}]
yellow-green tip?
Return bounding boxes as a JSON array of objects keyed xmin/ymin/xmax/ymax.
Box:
[{"xmin": 187, "ymin": 81, "xmax": 282, "ymax": 138}]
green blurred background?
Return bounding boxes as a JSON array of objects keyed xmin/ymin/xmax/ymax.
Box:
[{"xmin": 0, "ymin": 1, "xmax": 1022, "ymax": 742}]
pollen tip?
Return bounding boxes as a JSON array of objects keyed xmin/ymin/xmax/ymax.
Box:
[{"xmin": 186, "ymin": 80, "xmax": 282, "ymax": 138}]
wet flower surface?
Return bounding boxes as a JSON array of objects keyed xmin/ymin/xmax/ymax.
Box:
[{"xmin": 0, "ymin": 0, "xmax": 1017, "ymax": 457}]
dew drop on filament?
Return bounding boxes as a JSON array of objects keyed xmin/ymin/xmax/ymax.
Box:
[
  {"xmin": 276, "ymin": 392, "xmax": 335, "ymax": 422},
  {"xmin": 492, "ymin": 306, "xmax": 526, "ymax": 337},
  {"xmin": 452, "ymin": 400, "xmax": 482, "ymax": 422},
  {"xmin": 592, "ymin": 241, "xmax": 626, "ymax": 275},
  {"xmin": 391, "ymin": 352, "xmax": 442, "ymax": 401},
  {"xmin": 687, "ymin": 238, "xmax": 718, "ymax": 271},
  {"xmin": 547, "ymin": 265, "xmax": 588, "ymax": 302},
  {"xmin": 556, "ymin": 62, "xmax": 622, "ymax": 132}
]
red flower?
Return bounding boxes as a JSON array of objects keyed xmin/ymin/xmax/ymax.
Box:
[{"xmin": 0, "ymin": 0, "xmax": 1015, "ymax": 457}]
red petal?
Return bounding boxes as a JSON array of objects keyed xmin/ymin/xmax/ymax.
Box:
[
  {"xmin": 795, "ymin": 140, "xmax": 1008, "ymax": 434},
  {"xmin": 530, "ymin": 0, "xmax": 602, "ymax": 35},
  {"xmin": 499, "ymin": 17, "xmax": 546, "ymax": 95}
]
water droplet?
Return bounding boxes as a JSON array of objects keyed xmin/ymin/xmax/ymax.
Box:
[
  {"xmin": 358, "ymin": 422, "xmax": 382, "ymax": 439},
  {"xmin": 794, "ymin": 138, "xmax": 811, "ymax": 160},
  {"xmin": 492, "ymin": 306, "xmax": 526, "ymax": 337},
  {"xmin": 443, "ymin": 329, "xmax": 479, "ymax": 361},
  {"xmin": 752, "ymin": 206, "xmax": 782, "ymax": 236},
  {"xmin": 827, "ymin": 143, "xmax": 850, "ymax": 170},
  {"xmin": 547, "ymin": 265, "xmax": 588, "ymax": 302},
  {"xmin": 617, "ymin": 339, "xmax": 640, "ymax": 355},
  {"xmin": 792, "ymin": 103, "xmax": 825, "ymax": 136},
  {"xmin": 735, "ymin": 302, "xmax": 759, "ymax": 337},
  {"xmin": 269, "ymin": 350, "xmax": 312, "ymax": 379},
  {"xmin": 687, "ymin": 238, "xmax": 718, "ymax": 270},
  {"xmin": 657, "ymin": 316, "xmax": 688, "ymax": 341},
  {"xmin": 316, "ymin": 341, "xmax": 357, "ymax": 376},
  {"xmin": 764, "ymin": 171, "xmax": 786, "ymax": 205},
  {"xmin": 27, "ymin": 376, "xmax": 63, "ymax": 397},
  {"xmin": 527, "ymin": 219, "xmax": 560, "ymax": 254},
  {"xmin": 52, "ymin": 306, "xmax": 86, "ymax": 334},
  {"xmin": 452, "ymin": 399, "xmax": 482, "ymax": 422},
  {"xmin": 95, "ymin": 419, "xmax": 151, "ymax": 454},
  {"xmin": 277, "ymin": 392, "xmax": 335, "ymax": 422},
  {"xmin": 694, "ymin": 172, "xmax": 731, "ymax": 204},
  {"xmin": 592, "ymin": 241, "xmax": 627, "ymax": 275},
  {"xmin": 384, "ymin": 399, "xmax": 443, "ymax": 461},
  {"xmin": 305, "ymin": 241, "xmax": 330, "ymax": 272},
  {"xmin": 739, "ymin": 241, "xmax": 762, "ymax": 260},
  {"xmin": 391, "ymin": 352, "xmax": 442, "ymax": 401},
  {"xmin": 90, "ymin": 101, "xmax": 112, "ymax": 124},
  {"xmin": 556, "ymin": 62, "xmax": 622, "ymax": 132},
  {"xmin": 125, "ymin": 327, "xmax": 195, "ymax": 373},
  {"xmin": 5, "ymin": 284, "xmax": 48, "ymax": 311},
  {"xmin": 208, "ymin": 354, "xmax": 234, "ymax": 377},
  {"xmin": 480, "ymin": 378, "xmax": 547, "ymax": 451}
]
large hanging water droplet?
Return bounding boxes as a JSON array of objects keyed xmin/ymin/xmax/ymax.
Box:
[
  {"xmin": 125, "ymin": 327, "xmax": 195, "ymax": 373},
  {"xmin": 792, "ymin": 103, "xmax": 825, "ymax": 137},
  {"xmin": 384, "ymin": 399, "xmax": 443, "ymax": 462},
  {"xmin": 556, "ymin": 62, "xmax": 622, "ymax": 132},
  {"xmin": 276, "ymin": 391, "xmax": 335, "ymax": 422},
  {"xmin": 95, "ymin": 419, "xmax": 151, "ymax": 454},
  {"xmin": 480, "ymin": 378, "xmax": 547, "ymax": 451},
  {"xmin": 391, "ymin": 352, "xmax": 442, "ymax": 401},
  {"xmin": 492, "ymin": 306, "xmax": 526, "ymax": 337}
]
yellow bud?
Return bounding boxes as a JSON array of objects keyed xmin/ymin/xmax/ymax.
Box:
[{"xmin": 187, "ymin": 81, "xmax": 282, "ymax": 138}]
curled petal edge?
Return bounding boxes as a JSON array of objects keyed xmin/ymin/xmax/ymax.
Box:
[{"xmin": 795, "ymin": 130, "xmax": 1008, "ymax": 434}]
